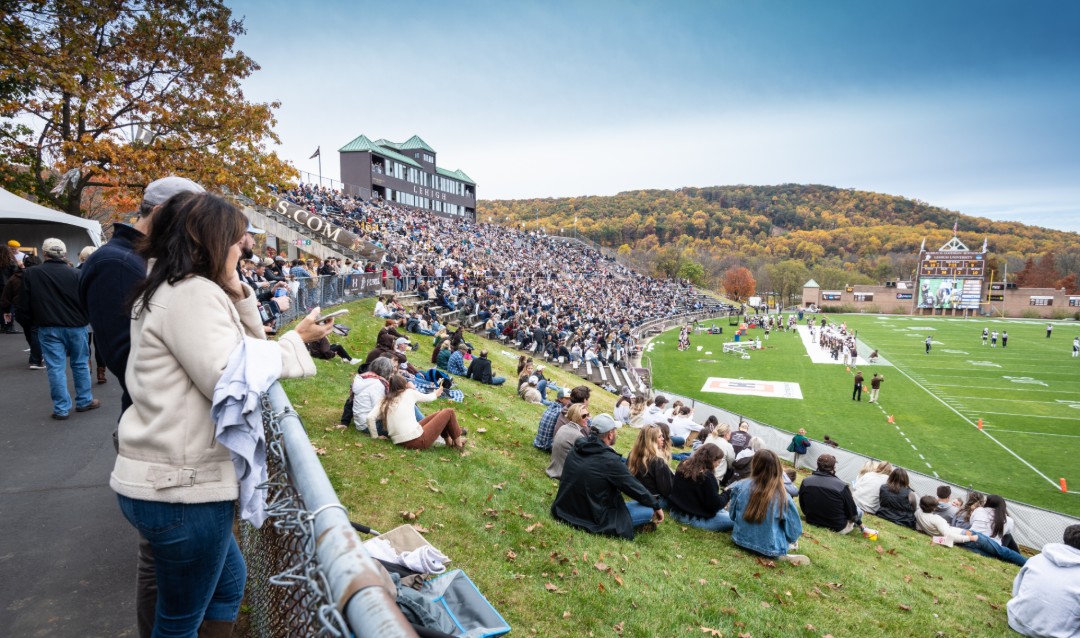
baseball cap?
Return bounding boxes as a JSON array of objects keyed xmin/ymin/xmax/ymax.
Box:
[
  {"xmin": 143, "ymin": 176, "xmax": 205, "ymax": 207},
  {"xmin": 556, "ymin": 387, "xmax": 571, "ymax": 400},
  {"xmin": 245, "ymin": 219, "xmax": 265, "ymax": 234},
  {"xmin": 528, "ymin": 375, "xmax": 539, "ymax": 385},
  {"xmin": 42, "ymin": 238, "xmax": 66, "ymax": 259},
  {"xmin": 620, "ymin": 386, "xmax": 633, "ymax": 398},
  {"xmin": 394, "ymin": 337, "xmax": 410, "ymax": 347},
  {"xmin": 590, "ymin": 414, "xmax": 620, "ymax": 434}
]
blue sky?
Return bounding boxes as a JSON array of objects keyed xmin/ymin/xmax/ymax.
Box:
[{"xmin": 234, "ymin": 0, "xmax": 1080, "ymax": 232}]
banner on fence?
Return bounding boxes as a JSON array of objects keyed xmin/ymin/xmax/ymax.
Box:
[{"xmin": 349, "ymin": 272, "xmax": 383, "ymax": 294}]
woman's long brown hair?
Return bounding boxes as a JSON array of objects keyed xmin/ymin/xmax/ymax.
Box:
[{"xmin": 744, "ymin": 449, "xmax": 786, "ymax": 524}]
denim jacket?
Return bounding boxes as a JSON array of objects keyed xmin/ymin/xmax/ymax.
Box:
[{"xmin": 728, "ymin": 478, "xmax": 803, "ymax": 557}]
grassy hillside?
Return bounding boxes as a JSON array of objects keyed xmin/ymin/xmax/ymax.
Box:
[{"xmin": 279, "ymin": 298, "xmax": 1024, "ymax": 637}]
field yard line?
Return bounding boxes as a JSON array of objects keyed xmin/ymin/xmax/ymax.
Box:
[
  {"xmin": 983, "ymin": 428, "xmax": 1080, "ymax": 439},
  {"xmin": 949, "ymin": 396, "xmax": 1080, "ymax": 406},
  {"xmin": 923, "ymin": 384, "xmax": 1078, "ymax": 394},
  {"xmin": 972, "ymin": 411, "xmax": 1080, "ymax": 421},
  {"xmin": 878, "ymin": 350, "xmax": 1061, "ymax": 489}
]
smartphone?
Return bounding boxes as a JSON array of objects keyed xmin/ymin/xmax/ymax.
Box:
[{"xmin": 315, "ymin": 309, "xmax": 349, "ymax": 324}]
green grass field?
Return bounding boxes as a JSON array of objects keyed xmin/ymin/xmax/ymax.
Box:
[
  {"xmin": 649, "ymin": 315, "xmax": 1080, "ymax": 516},
  {"xmin": 275, "ymin": 299, "xmax": 1026, "ymax": 637}
]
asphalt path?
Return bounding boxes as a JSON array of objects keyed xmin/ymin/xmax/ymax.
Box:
[{"xmin": 0, "ymin": 332, "xmax": 137, "ymax": 637}]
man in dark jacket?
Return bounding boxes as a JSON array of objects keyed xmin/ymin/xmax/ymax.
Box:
[
  {"xmin": 18, "ymin": 238, "xmax": 99, "ymax": 419},
  {"xmin": 798, "ymin": 454, "xmax": 864, "ymax": 534},
  {"xmin": 465, "ymin": 349, "xmax": 505, "ymax": 385},
  {"xmin": 78, "ymin": 175, "xmax": 204, "ymax": 413},
  {"xmin": 551, "ymin": 414, "xmax": 664, "ymax": 540}
]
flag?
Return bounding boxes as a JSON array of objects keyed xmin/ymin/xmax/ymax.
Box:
[
  {"xmin": 982, "ymin": 237, "xmax": 988, "ymax": 252},
  {"xmin": 309, "ymin": 146, "xmax": 320, "ymax": 159},
  {"xmin": 953, "ymin": 219, "xmax": 958, "ymax": 235}
]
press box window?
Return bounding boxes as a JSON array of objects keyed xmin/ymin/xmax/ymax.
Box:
[{"xmin": 1029, "ymin": 296, "xmax": 1053, "ymax": 306}]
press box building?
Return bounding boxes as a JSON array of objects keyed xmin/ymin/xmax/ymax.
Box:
[{"xmin": 339, "ymin": 134, "xmax": 477, "ymax": 222}]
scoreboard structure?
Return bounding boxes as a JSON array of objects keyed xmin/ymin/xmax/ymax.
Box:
[{"xmin": 916, "ymin": 236, "xmax": 986, "ymax": 311}]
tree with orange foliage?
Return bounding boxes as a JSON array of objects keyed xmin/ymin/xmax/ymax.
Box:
[
  {"xmin": 0, "ymin": 0, "xmax": 296, "ymax": 217},
  {"xmin": 1015, "ymin": 253, "xmax": 1061, "ymax": 289},
  {"xmin": 722, "ymin": 266, "xmax": 756, "ymax": 301}
]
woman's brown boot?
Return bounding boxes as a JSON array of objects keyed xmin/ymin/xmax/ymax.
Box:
[{"xmin": 97, "ymin": 365, "xmax": 107, "ymax": 384}]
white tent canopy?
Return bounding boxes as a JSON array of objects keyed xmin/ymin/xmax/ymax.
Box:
[{"xmin": 0, "ymin": 187, "xmax": 103, "ymax": 259}]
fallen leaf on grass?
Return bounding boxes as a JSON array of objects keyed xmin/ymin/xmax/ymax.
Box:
[
  {"xmin": 720, "ymin": 607, "xmax": 737, "ymax": 616},
  {"xmin": 506, "ymin": 550, "xmax": 517, "ymax": 562},
  {"xmin": 525, "ymin": 523, "xmax": 544, "ymax": 533},
  {"xmin": 426, "ymin": 479, "xmax": 442, "ymax": 492},
  {"xmin": 484, "ymin": 523, "xmax": 494, "ymax": 529},
  {"xmin": 411, "ymin": 524, "xmax": 430, "ymax": 533},
  {"xmin": 379, "ymin": 478, "xmax": 389, "ymax": 485},
  {"xmin": 755, "ymin": 557, "xmax": 776, "ymax": 568},
  {"xmin": 700, "ymin": 627, "xmax": 722, "ymax": 636},
  {"xmin": 738, "ymin": 633, "xmax": 752, "ymax": 638},
  {"xmin": 875, "ymin": 545, "xmax": 885, "ymax": 556},
  {"xmin": 760, "ymin": 602, "xmax": 771, "ymax": 609},
  {"xmin": 493, "ymin": 481, "xmax": 507, "ymax": 491},
  {"xmin": 804, "ymin": 624, "xmax": 816, "ymax": 631},
  {"xmin": 562, "ymin": 611, "xmax": 571, "ymax": 619},
  {"xmin": 594, "ymin": 562, "xmax": 609, "ymax": 572},
  {"xmin": 975, "ymin": 594, "xmax": 988, "ymax": 602},
  {"xmin": 314, "ymin": 447, "xmax": 327, "ymax": 456},
  {"xmin": 612, "ymin": 573, "xmax": 623, "ymax": 586},
  {"xmin": 400, "ymin": 506, "xmax": 425, "ymax": 521},
  {"xmin": 698, "ymin": 579, "xmax": 708, "ymax": 586},
  {"xmin": 544, "ymin": 582, "xmax": 563, "ymax": 593},
  {"xmin": 903, "ymin": 575, "xmax": 912, "ymax": 583},
  {"xmin": 476, "ymin": 428, "xmax": 488, "ymax": 434},
  {"xmin": 899, "ymin": 604, "xmax": 912, "ymax": 611},
  {"xmin": 613, "ymin": 621, "xmax": 624, "ymax": 634}
]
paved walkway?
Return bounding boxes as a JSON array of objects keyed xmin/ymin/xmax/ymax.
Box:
[{"xmin": 0, "ymin": 333, "xmax": 136, "ymax": 637}]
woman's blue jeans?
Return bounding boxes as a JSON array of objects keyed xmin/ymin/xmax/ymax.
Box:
[
  {"xmin": 962, "ymin": 531, "xmax": 1027, "ymax": 566},
  {"xmin": 671, "ymin": 508, "xmax": 735, "ymax": 532},
  {"xmin": 117, "ymin": 496, "xmax": 246, "ymax": 636}
]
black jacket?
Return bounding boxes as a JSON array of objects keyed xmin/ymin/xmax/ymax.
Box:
[
  {"xmin": 668, "ymin": 471, "xmax": 730, "ymax": 519},
  {"xmin": 466, "ymin": 355, "xmax": 497, "ymax": 384},
  {"xmin": 18, "ymin": 259, "xmax": 87, "ymax": 328},
  {"xmin": 551, "ymin": 435, "xmax": 658, "ymax": 540},
  {"xmin": 798, "ymin": 470, "xmax": 860, "ymax": 532},
  {"xmin": 77, "ymin": 224, "xmax": 145, "ymax": 409},
  {"xmin": 632, "ymin": 456, "xmax": 674, "ymax": 500}
]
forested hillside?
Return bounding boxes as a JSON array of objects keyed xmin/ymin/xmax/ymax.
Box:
[{"xmin": 480, "ymin": 185, "xmax": 1080, "ymax": 298}]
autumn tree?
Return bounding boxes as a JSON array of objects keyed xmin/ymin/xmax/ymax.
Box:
[
  {"xmin": 0, "ymin": 0, "xmax": 295, "ymax": 216},
  {"xmin": 766, "ymin": 260, "xmax": 810, "ymax": 308},
  {"xmin": 1015, "ymin": 253, "xmax": 1061, "ymax": 288},
  {"xmin": 722, "ymin": 266, "xmax": 755, "ymax": 301}
]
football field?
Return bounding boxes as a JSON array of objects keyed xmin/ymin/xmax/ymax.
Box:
[{"xmin": 648, "ymin": 315, "xmax": 1080, "ymax": 516}]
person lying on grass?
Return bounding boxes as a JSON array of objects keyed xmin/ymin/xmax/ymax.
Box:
[
  {"xmin": 915, "ymin": 495, "xmax": 1026, "ymax": 566},
  {"xmin": 727, "ymin": 449, "xmax": 809, "ymax": 566},
  {"xmin": 368, "ymin": 374, "xmax": 465, "ymax": 451}
]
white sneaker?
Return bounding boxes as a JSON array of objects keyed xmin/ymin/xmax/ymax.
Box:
[{"xmin": 348, "ymin": 358, "xmax": 363, "ymax": 365}]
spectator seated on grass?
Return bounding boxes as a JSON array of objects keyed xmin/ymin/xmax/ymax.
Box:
[
  {"xmin": 519, "ymin": 375, "xmax": 545, "ymax": 405},
  {"xmin": 376, "ymin": 318, "xmax": 406, "ymax": 349},
  {"xmin": 641, "ymin": 395, "xmax": 669, "ymax": 427},
  {"xmin": 553, "ymin": 385, "xmax": 591, "ymax": 435},
  {"xmin": 667, "ymin": 443, "xmax": 735, "ymax": 533},
  {"xmin": 627, "ymin": 425, "xmax": 674, "ymax": 508},
  {"xmin": 434, "ymin": 340, "xmax": 452, "ymax": 370},
  {"xmin": 852, "ymin": 460, "xmax": 893, "ymax": 515},
  {"xmin": 703, "ymin": 422, "xmax": 737, "ymax": 484},
  {"xmin": 373, "ymin": 295, "xmax": 403, "ymax": 320},
  {"xmin": 914, "ymin": 495, "xmax": 1026, "ymax": 567},
  {"xmin": 550, "ymin": 414, "xmax": 664, "ymax": 540},
  {"xmin": 935, "ymin": 485, "xmax": 961, "ymax": 522},
  {"xmin": 798, "ymin": 454, "xmax": 866, "ymax": 535},
  {"xmin": 613, "ymin": 388, "xmax": 633, "ymax": 424},
  {"xmin": 345, "ymin": 357, "xmax": 405, "ymax": 436},
  {"xmin": 728, "ymin": 450, "xmax": 810, "ymax": 566},
  {"xmin": 368, "ymin": 374, "xmax": 465, "ymax": 451},
  {"xmin": 546, "ymin": 403, "xmax": 590, "ymax": 480},
  {"xmin": 667, "ymin": 405, "xmax": 702, "ymax": 448},
  {"xmin": 951, "ymin": 491, "xmax": 985, "ymax": 530},
  {"xmin": 969, "ymin": 494, "xmax": 1023, "ymax": 554},
  {"xmin": 447, "ymin": 343, "xmax": 469, "ymax": 376},
  {"xmin": 533, "ymin": 387, "xmax": 571, "ymax": 452},
  {"xmin": 730, "ymin": 436, "xmax": 764, "ymax": 484},
  {"xmin": 465, "ymin": 349, "xmax": 505, "ymax": 386},
  {"xmin": 729, "ymin": 420, "xmax": 752, "ymax": 455},
  {"xmin": 1007, "ymin": 524, "xmax": 1080, "ymax": 638},
  {"xmin": 877, "ymin": 467, "xmax": 918, "ymax": 530}
]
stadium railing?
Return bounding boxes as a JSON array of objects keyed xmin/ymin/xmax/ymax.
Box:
[{"xmin": 651, "ymin": 387, "xmax": 1080, "ymax": 551}]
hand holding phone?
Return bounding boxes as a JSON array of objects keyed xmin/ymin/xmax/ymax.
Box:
[{"xmin": 315, "ymin": 309, "xmax": 349, "ymax": 324}]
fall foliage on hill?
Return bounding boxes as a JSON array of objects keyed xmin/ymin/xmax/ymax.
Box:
[{"xmin": 480, "ymin": 184, "xmax": 1080, "ymax": 297}]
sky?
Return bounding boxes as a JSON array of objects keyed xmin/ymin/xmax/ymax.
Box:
[{"xmin": 232, "ymin": 0, "xmax": 1080, "ymax": 232}]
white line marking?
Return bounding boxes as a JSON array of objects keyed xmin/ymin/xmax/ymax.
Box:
[
  {"xmin": 949, "ymin": 396, "xmax": 1080, "ymax": 406},
  {"xmin": 919, "ymin": 454, "xmax": 926, "ymax": 460},
  {"xmin": 972, "ymin": 411, "xmax": 1080, "ymax": 421},
  {"xmin": 920, "ymin": 384, "xmax": 1078, "ymax": 393},
  {"xmin": 983, "ymin": 428, "xmax": 1080, "ymax": 439},
  {"xmin": 871, "ymin": 343, "xmax": 1061, "ymax": 489},
  {"xmin": 911, "ymin": 444, "xmax": 918, "ymax": 450}
]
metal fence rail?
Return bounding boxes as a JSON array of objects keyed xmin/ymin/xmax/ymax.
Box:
[{"xmin": 240, "ymin": 385, "xmax": 417, "ymax": 637}]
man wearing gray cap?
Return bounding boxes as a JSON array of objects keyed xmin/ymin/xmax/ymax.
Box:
[
  {"xmin": 79, "ymin": 176, "xmax": 204, "ymax": 414},
  {"xmin": 77, "ymin": 175, "xmax": 203, "ymax": 638},
  {"xmin": 551, "ymin": 414, "xmax": 665, "ymax": 540},
  {"xmin": 18, "ymin": 238, "xmax": 99, "ymax": 419}
]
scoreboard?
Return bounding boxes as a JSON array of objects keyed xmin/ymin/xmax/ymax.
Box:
[
  {"xmin": 917, "ymin": 250, "xmax": 985, "ymax": 310},
  {"xmin": 919, "ymin": 253, "xmax": 984, "ymax": 278}
]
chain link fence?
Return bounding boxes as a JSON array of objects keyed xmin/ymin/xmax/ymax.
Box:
[{"xmin": 239, "ymin": 387, "xmax": 416, "ymax": 637}]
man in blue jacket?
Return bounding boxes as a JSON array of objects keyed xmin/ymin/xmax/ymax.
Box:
[
  {"xmin": 78, "ymin": 176, "xmax": 204, "ymax": 414},
  {"xmin": 551, "ymin": 414, "xmax": 664, "ymax": 540}
]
